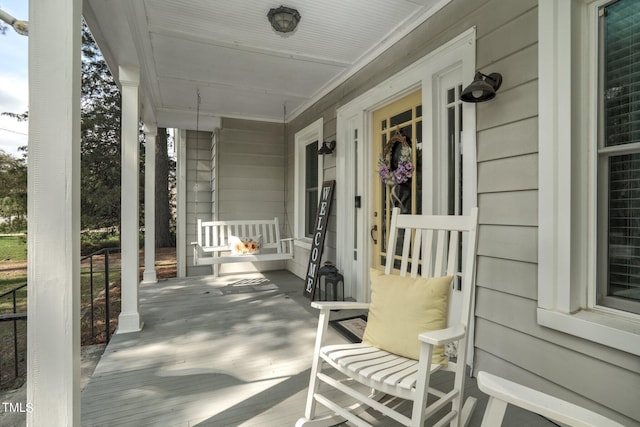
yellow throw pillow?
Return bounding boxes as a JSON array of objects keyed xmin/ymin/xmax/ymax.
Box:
[{"xmin": 362, "ymin": 268, "xmax": 451, "ymax": 364}]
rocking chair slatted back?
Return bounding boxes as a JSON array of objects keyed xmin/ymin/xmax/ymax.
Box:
[
  {"xmin": 387, "ymin": 208, "xmax": 477, "ymax": 333},
  {"xmin": 297, "ymin": 207, "xmax": 479, "ymax": 427}
]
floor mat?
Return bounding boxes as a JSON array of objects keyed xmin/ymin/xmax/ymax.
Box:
[{"xmin": 329, "ymin": 315, "xmax": 367, "ymax": 343}]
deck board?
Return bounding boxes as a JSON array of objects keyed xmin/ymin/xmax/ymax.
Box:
[{"xmin": 80, "ymin": 271, "xmax": 557, "ymax": 426}]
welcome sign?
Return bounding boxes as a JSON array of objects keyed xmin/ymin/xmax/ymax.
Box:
[{"xmin": 303, "ymin": 180, "xmax": 335, "ymax": 299}]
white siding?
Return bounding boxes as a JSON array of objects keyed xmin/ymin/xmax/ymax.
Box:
[
  {"xmin": 185, "ymin": 130, "xmax": 214, "ymax": 277},
  {"xmin": 217, "ymin": 118, "xmax": 287, "ymax": 275}
]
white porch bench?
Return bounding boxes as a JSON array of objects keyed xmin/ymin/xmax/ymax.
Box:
[{"xmin": 191, "ymin": 217, "xmax": 293, "ymax": 266}]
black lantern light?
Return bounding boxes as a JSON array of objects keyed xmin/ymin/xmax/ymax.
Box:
[
  {"xmin": 460, "ymin": 72, "xmax": 503, "ymax": 103},
  {"xmin": 267, "ymin": 6, "xmax": 301, "ymax": 34},
  {"xmin": 316, "ymin": 262, "xmax": 344, "ymax": 301},
  {"xmin": 318, "ymin": 140, "xmax": 336, "ymax": 155}
]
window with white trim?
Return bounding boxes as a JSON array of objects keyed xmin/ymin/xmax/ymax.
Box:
[
  {"xmin": 538, "ymin": 0, "xmax": 640, "ymax": 356},
  {"xmin": 294, "ymin": 119, "xmax": 323, "ymax": 248},
  {"xmin": 596, "ymin": 0, "xmax": 640, "ymax": 314}
]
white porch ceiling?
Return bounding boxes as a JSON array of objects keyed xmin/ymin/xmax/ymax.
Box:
[{"xmin": 84, "ymin": 0, "xmax": 450, "ymax": 130}]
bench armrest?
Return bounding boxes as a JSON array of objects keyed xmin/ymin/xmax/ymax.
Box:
[{"xmin": 419, "ymin": 324, "xmax": 465, "ymax": 346}]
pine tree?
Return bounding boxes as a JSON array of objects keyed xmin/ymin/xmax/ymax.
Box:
[
  {"xmin": 80, "ymin": 22, "xmax": 122, "ymax": 231},
  {"xmin": 0, "ymin": 148, "xmax": 27, "ymax": 231}
]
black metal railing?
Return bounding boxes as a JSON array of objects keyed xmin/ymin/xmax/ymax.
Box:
[
  {"xmin": 81, "ymin": 247, "xmax": 121, "ymax": 344},
  {"xmin": 0, "ymin": 283, "xmax": 27, "ymax": 388}
]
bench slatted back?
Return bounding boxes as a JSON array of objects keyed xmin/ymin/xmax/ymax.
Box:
[{"xmin": 197, "ymin": 218, "xmax": 283, "ymax": 252}]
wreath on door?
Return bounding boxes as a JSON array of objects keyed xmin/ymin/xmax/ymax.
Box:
[
  {"xmin": 378, "ymin": 127, "xmax": 414, "ymax": 212},
  {"xmin": 378, "ymin": 127, "xmax": 414, "ymax": 186}
]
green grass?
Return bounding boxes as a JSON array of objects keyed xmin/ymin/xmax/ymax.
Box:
[
  {"xmin": 0, "ymin": 234, "xmax": 126, "ymax": 388},
  {"xmin": 0, "ymin": 235, "xmax": 27, "ymax": 262},
  {"xmin": 0, "ymin": 236, "xmax": 28, "ymax": 388}
]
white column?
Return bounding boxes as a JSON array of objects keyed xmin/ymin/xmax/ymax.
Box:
[
  {"xmin": 142, "ymin": 124, "xmax": 157, "ymax": 283},
  {"xmin": 117, "ymin": 66, "xmax": 143, "ymax": 333},
  {"xmin": 27, "ymin": 0, "xmax": 81, "ymax": 425}
]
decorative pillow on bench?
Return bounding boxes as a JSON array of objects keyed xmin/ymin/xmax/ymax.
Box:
[
  {"xmin": 229, "ymin": 235, "xmax": 262, "ymax": 255},
  {"xmin": 362, "ymin": 268, "xmax": 452, "ymax": 364}
]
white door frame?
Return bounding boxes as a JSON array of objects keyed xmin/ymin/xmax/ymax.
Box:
[
  {"xmin": 336, "ymin": 30, "xmax": 477, "ymax": 369},
  {"xmin": 336, "ymin": 27, "xmax": 476, "ymax": 300}
]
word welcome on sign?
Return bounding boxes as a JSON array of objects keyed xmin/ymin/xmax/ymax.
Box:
[{"xmin": 303, "ymin": 180, "xmax": 335, "ymax": 299}]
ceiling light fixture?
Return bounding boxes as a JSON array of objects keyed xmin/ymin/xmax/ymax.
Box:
[{"xmin": 267, "ymin": 6, "xmax": 301, "ymax": 34}]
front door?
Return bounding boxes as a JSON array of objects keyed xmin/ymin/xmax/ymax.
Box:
[
  {"xmin": 369, "ymin": 70, "xmax": 473, "ymax": 325},
  {"xmin": 371, "ymin": 90, "xmax": 423, "ymax": 270}
]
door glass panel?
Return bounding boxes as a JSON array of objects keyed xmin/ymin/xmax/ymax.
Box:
[
  {"xmin": 390, "ymin": 110, "xmax": 413, "ymax": 127},
  {"xmin": 447, "ymin": 87, "xmax": 455, "ymax": 104},
  {"xmin": 372, "ymin": 90, "xmax": 422, "ymax": 270},
  {"xmin": 416, "ymin": 121, "xmax": 423, "ymax": 215}
]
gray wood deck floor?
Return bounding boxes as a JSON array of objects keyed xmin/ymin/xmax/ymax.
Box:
[{"xmin": 80, "ymin": 271, "xmax": 556, "ymax": 427}]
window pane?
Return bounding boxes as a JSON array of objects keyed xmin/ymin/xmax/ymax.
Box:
[
  {"xmin": 416, "ymin": 121, "xmax": 422, "ymax": 215},
  {"xmin": 390, "ymin": 109, "xmax": 412, "ymax": 127},
  {"xmin": 305, "ymin": 141, "xmax": 318, "ymax": 187},
  {"xmin": 608, "ymin": 154, "xmax": 640, "ymax": 302},
  {"xmin": 305, "ymin": 141, "xmax": 318, "ymax": 237},
  {"xmin": 447, "ymin": 88, "xmax": 455, "ymax": 104},
  {"xmin": 598, "ymin": 0, "xmax": 640, "ymax": 311},
  {"xmin": 447, "ymin": 105, "xmax": 456, "ymax": 215},
  {"xmin": 602, "ymin": 0, "xmax": 640, "ymax": 147},
  {"xmin": 305, "ymin": 190, "xmax": 318, "ymax": 237}
]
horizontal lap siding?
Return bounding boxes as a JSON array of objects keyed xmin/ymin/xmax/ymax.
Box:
[
  {"xmin": 218, "ymin": 118, "xmax": 285, "ymax": 221},
  {"xmin": 473, "ymin": 1, "xmax": 543, "ymax": 398},
  {"xmin": 472, "ymin": 2, "xmax": 640, "ymax": 424},
  {"xmin": 217, "ymin": 118, "xmax": 286, "ymax": 274},
  {"xmin": 186, "ymin": 130, "xmax": 214, "ymax": 276}
]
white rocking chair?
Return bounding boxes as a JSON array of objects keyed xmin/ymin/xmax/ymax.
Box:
[{"xmin": 297, "ymin": 207, "xmax": 479, "ymax": 427}]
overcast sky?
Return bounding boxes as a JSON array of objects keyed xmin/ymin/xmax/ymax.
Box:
[{"xmin": 0, "ymin": 0, "xmax": 28, "ymax": 158}]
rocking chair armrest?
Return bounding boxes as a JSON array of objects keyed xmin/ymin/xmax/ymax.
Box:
[
  {"xmin": 419, "ymin": 324, "xmax": 466, "ymax": 346},
  {"xmin": 311, "ymin": 301, "xmax": 370, "ymax": 312}
]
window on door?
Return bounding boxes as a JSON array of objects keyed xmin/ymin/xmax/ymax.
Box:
[{"xmin": 372, "ymin": 90, "xmax": 422, "ymax": 269}]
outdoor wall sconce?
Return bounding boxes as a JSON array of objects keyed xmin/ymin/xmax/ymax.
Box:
[
  {"xmin": 267, "ymin": 6, "xmax": 301, "ymax": 33},
  {"xmin": 460, "ymin": 72, "xmax": 503, "ymax": 103},
  {"xmin": 318, "ymin": 140, "xmax": 336, "ymax": 155}
]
